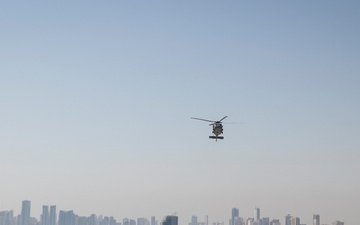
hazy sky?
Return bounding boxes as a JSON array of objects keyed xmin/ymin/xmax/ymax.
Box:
[{"xmin": 1, "ymin": 1, "xmax": 359, "ymax": 225}]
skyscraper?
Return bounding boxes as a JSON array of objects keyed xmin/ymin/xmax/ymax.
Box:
[
  {"xmin": 290, "ymin": 217, "xmax": 300, "ymax": 225},
  {"xmin": 285, "ymin": 215, "xmax": 291, "ymax": 225},
  {"xmin": 151, "ymin": 217, "xmax": 156, "ymax": 225},
  {"xmin": 190, "ymin": 216, "xmax": 198, "ymax": 225},
  {"xmin": 49, "ymin": 206, "xmax": 56, "ymax": 225},
  {"xmin": 254, "ymin": 207, "xmax": 260, "ymax": 222},
  {"xmin": 231, "ymin": 208, "xmax": 239, "ymax": 225},
  {"xmin": 58, "ymin": 210, "xmax": 75, "ymax": 225},
  {"xmin": 41, "ymin": 206, "xmax": 49, "ymax": 225},
  {"xmin": 313, "ymin": 215, "xmax": 320, "ymax": 225},
  {"xmin": 21, "ymin": 200, "xmax": 31, "ymax": 225},
  {"xmin": 162, "ymin": 216, "xmax": 178, "ymax": 225}
]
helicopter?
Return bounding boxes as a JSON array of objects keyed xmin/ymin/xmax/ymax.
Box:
[{"xmin": 191, "ymin": 116, "xmax": 228, "ymax": 141}]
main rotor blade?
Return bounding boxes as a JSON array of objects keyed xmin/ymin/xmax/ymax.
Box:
[
  {"xmin": 219, "ymin": 116, "xmax": 228, "ymax": 122},
  {"xmin": 222, "ymin": 122, "xmax": 241, "ymax": 124},
  {"xmin": 191, "ymin": 117, "xmax": 215, "ymax": 123}
]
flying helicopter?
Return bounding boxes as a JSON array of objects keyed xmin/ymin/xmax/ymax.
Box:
[{"xmin": 191, "ymin": 116, "xmax": 228, "ymax": 141}]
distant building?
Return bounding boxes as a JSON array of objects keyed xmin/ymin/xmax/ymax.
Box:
[
  {"xmin": 332, "ymin": 221, "xmax": 344, "ymax": 225},
  {"xmin": 190, "ymin": 216, "xmax": 197, "ymax": 225},
  {"xmin": 313, "ymin": 215, "xmax": 320, "ymax": 225},
  {"xmin": 151, "ymin": 217, "xmax": 156, "ymax": 225},
  {"xmin": 262, "ymin": 218, "xmax": 270, "ymax": 225},
  {"xmin": 110, "ymin": 217, "xmax": 116, "ymax": 225},
  {"xmin": 49, "ymin": 206, "xmax": 56, "ymax": 225},
  {"xmin": 21, "ymin": 200, "xmax": 31, "ymax": 225},
  {"xmin": 101, "ymin": 216, "xmax": 110, "ymax": 225},
  {"xmin": 285, "ymin": 215, "xmax": 291, "ymax": 225},
  {"xmin": 130, "ymin": 219, "xmax": 136, "ymax": 225},
  {"xmin": 0, "ymin": 210, "xmax": 15, "ymax": 225},
  {"xmin": 77, "ymin": 216, "xmax": 87, "ymax": 225},
  {"xmin": 270, "ymin": 220, "xmax": 280, "ymax": 225},
  {"xmin": 58, "ymin": 210, "xmax": 75, "ymax": 225},
  {"xmin": 29, "ymin": 217, "xmax": 37, "ymax": 225},
  {"xmin": 290, "ymin": 217, "xmax": 300, "ymax": 225},
  {"xmin": 138, "ymin": 218, "xmax": 149, "ymax": 225},
  {"xmin": 246, "ymin": 218, "xmax": 254, "ymax": 225},
  {"xmin": 88, "ymin": 214, "xmax": 97, "ymax": 225},
  {"xmin": 234, "ymin": 217, "xmax": 244, "ymax": 225},
  {"xmin": 17, "ymin": 215, "xmax": 21, "ymax": 225},
  {"xmin": 162, "ymin": 216, "xmax": 178, "ymax": 225},
  {"xmin": 41, "ymin": 206, "xmax": 49, "ymax": 225},
  {"xmin": 232, "ymin": 208, "xmax": 239, "ymax": 225},
  {"xmin": 254, "ymin": 207, "xmax": 260, "ymax": 222}
]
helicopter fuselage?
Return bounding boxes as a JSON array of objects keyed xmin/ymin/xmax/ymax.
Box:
[{"xmin": 212, "ymin": 123, "xmax": 223, "ymax": 136}]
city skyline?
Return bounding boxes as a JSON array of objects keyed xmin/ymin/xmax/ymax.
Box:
[
  {"xmin": 1, "ymin": 1, "xmax": 359, "ymax": 225},
  {"xmin": 0, "ymin": 201, "xmax": 345, "ymax": 225}
]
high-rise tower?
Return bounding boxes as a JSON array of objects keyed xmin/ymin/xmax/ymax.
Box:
[
  {"xmin": 290, "ymin": 217, "xmax": 300, "ymax": 225},
  {"xmin": 59, "ymin": 210, "xmax": 75, "ymax": 225},
  {"xmin": 41, "ymin": 206, "xmax": 49, "ymax": 225},
  {"xmin": 254, "ymin": 207, "xmax": 260, "ymax": 222},
  {"xmin": 285, "ymin": 215, "xmax": 291, "ymax": 225},
  {"xmin": 21, "ymin": 200, "xmax": 31, "ymax": 225},
  {"xmin": 162, "ymin": 216, "xmax": 178, "ymax": 225},
  {"xmin": 151, "ymin": 217, "xmax": 156, "ymax": 225},
  {"xmin": 190, "ymin": 216, "xmax": 197, "ymax": 225},
  {"xmin": 313, "ymin": 215, "xmax": 320, "ymax": 225},
  {"xmin": 49, "ymin": 206, "xmax": 56, "ymax": 225},
  {"xmin": 231, "ymin": 208, "xmax": 239, "ymax": 225}
]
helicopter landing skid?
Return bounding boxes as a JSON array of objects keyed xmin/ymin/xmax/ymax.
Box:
[{"xmin": 209, "ymin": 136, "xmax": 224, "ymax": 140}]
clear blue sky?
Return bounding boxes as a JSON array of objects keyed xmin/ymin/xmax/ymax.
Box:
[{"xmin": 1, "ymin": 1, "xmax": 359, "ymax": 225}]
